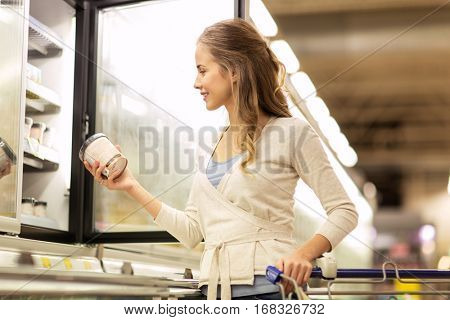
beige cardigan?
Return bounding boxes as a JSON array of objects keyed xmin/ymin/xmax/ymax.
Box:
[{"xmin": 154, "ymin": 116, "xmax": 358, "ymax": 299}]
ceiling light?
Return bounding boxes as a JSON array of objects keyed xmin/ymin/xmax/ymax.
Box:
[
  {"xmin": 337, "ymin": 146, "xmax": 358, "ymax": 167},
  {"xmin": 305, "ymin": 97, "xmax": 329, "ymax": 122},
  {"xmin": 290, "ymin": 71, "xmax": 316, "ymax": 100},
  {"xmin": 270, "ymin": 40, "xmax": 300, "ymax": 74},
  {"xmin": 249, "ymin": 0, "xmax": 278, "ymax": 37}
]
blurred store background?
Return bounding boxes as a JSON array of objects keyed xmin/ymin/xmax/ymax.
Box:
[{"xmin": 259, "ymin": 0, "xmax": 450, "ymax": 270}]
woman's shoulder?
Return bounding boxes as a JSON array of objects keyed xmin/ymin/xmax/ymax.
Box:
[
  {"xmin": 269, "ymin": 116, "xmax": 312, "ymax": 135},
  {"xmin": 273, "ymin": 116, "xmax": 309, "ymax": 127}
]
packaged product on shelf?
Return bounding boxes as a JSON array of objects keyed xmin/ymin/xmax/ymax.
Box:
[
  {"xmin": 79, "ymin": 133, "xmax": 128, "ymax": 179},
  {"xmin": 33, "ymin": 201, "xmax": 48, "ymax": 217},
  {"xmin": 30, "ymin": 122, "xmax": 47, "ymax": 144},
  {"xmin": 42, "ymin": 127, "xmax": 56, "ymax": 148},
  {"xmin": 24, "ymin": 117, "xmax": 33, "ymax": 138},
  {"xmin": 21, "ymin": 198, "xmax": 35, "ymax": 215}
]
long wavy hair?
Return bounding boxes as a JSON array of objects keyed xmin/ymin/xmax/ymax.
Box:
[{"xmin": 198, "ymin": 18, "xmax": 292, "ymax": 174}]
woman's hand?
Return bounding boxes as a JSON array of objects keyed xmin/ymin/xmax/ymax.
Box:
[
  {"xmin": 275, "ymin": 249, "xmax": 314, "ymax": 295},
  {"xmin": 83, "ymin": 145, "xmax": 138, "ymax": 192},
  {"xmin": 0, "ymin": 161, "xmax": 12, "ymax": 179}
]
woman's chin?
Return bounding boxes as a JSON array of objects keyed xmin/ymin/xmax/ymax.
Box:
[{"xmin": 205, "ymin": 102, "xmax": 220, "ymax": 111}]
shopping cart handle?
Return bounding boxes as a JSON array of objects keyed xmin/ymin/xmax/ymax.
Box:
[
  {"xmin": 266, "ymin": 265, "xmax": 326, "ymax": 283},
  {"xmin": 266, "ymin": 265, "xmax": 283, "ymax": 284}
]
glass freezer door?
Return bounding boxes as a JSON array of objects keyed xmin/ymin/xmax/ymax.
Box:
[
  {"xmin": 0, "ymin": 0, "xmax": 28, "ymax": 234},
  {"xmin": 85, "ymin": 0, "xmax": 240, "ymax": 242}
]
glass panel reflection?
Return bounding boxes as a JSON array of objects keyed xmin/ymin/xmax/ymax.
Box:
[
  {"xmin": 94, "ymin": 0, "xmax": 234, "ymax": 232},
  {"xmin": 0, "ymin": 1, "xmax": 25, "ymax": 221}
]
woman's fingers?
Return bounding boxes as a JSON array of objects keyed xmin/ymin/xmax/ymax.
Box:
[
  {"xmin": 115, "ymin": 144, "xmax": 122, "ymax": 152},
  {"xmin": 94, "ymin": 161, "xmax": 106, "ymax": 181},
  {"xmin": 287, "ymin": 264, "xmax": 300, "ymax": 293},
  {"xmin": 303, "ymin": 265, "xmax": 313, "ymax": 284},
  {"xmin": 296, "ymin": 266, "xmax": 307, "ymax": 287},
  {"xmin": 83, "ymin": 161, "xmax": 93, "ymax": 174}
]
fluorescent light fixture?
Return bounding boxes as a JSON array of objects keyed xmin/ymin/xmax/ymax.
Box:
[
  {"xmin": 290, "ymin": 71, "xmax": 316, "ymax": 100},
  {"xmin": 322, "ymin": 140, "xmax": 372, "ymax": 222},
  {"xmin": 319, "ymin": 116, "xmax": 341, "ymax": 138},
  {"xmin": 287, "ymin": 94, "xmax": 307, "ymax": 120},
  {"xmin": 121, "ymin": 95, "xmax": 147, "ymax": 116},
  {"xmin": 305, "ymin": 97, "xmax": 329, "ymax": 122},
  {"xmin": 270, "ymin": 40, "xmax": 300, "ymax": 74},
  {"xmin": 328, "ymin": 132, "xmax": 349, "ymax": 154},
  {"xmin": 249, "ymin": 0, "xmax": 278, "ymax": 37},
  {"xmin": 289, "ymin": 106, "xmax": 306, "ymax": 120},
  {"xmin": 337, "ymin": 146, "xmax": 358, "ymax": 167}
]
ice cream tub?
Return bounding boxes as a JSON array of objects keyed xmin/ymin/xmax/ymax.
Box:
[
  {"xmin": 34, "ymin": 200, "xmax": 48, "ymax": 217},
  {"xmin": 43, "ymin": 127, "xmax": 56, "ymax": 148},
  {"xmin": 30, "ymin": 122, "xmax": 46, "ymax": 143},
  {"xmin": 79, "ymin": 133, "xmax": 127, "ymax": 179},
  {"xmin": 24, "ymin": 117, "xmax": 33, "ymax": 138},
  {"xmin": 21, "ymin": 198, "xmax": 35, "ymax": 216}
]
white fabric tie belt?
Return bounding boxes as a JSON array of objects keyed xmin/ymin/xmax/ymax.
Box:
[{"xmin": 204, "ymin": 230, "xmax": 293, "ymax": 300}]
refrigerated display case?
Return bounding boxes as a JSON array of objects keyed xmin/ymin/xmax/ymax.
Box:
[
  {"xmin": 21, "ymin": 0, "xmax": 76, "ymax": 233},
  {"xmin": 0, "ymin": 0, "xmax": 244, "ymax": 244}
]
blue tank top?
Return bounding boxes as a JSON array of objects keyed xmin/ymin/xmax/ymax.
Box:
[
  {"xmin": 206, "ymin": 153, "xmax": 242, "ymax": 187},
  {"xmin": 203, "ymin": 154, "xmax": 280, "ymax": 298}
]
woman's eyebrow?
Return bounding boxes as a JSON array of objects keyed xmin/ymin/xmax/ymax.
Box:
[{"xmin": 196, "ymin": 64, "xmax": 206, "ymax": 69}]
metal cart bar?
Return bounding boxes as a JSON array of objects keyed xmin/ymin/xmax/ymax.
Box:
[
  {"xmin": 310, "ymin": 268, "xmax": 450, "ymax": 279},
  {"xmin": 266, "ymin": 261, "xmax": 450, "ymax": 300}
]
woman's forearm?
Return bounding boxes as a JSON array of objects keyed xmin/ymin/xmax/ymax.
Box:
[
  {"xmin": 296, "ymin": 234, "xmax": 332, "ymax": 261},
  {"xmin": 126, "ymin": 182, "xmax": 162, "ymax": 220}
]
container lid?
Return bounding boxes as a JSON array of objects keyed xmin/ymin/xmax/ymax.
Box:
[
  {"xmin": 22, "ymin": 197, "xmax": 35, "ymax": 204},
  {"xmin": 79, "ymin": 133, "xmax": 107, "ymax": 161},
  {"xmin": 35, "ymin": 200, "xmax": 47, "ymax": 206},
  {"xmin": 0, "ymin": 137, "xmax": 17, "ymax": 164},
  {"xmin": 31, "ymin": 122, "xmax": 45, "ymax": 128}
]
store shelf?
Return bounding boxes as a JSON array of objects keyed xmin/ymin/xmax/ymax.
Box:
[
  {"xmin": 21, "ymin": 213, "xmax": 59, "ymax": 229},
  {"xmin": 23, "ymin": 138, "xmax": 59, "ymax": 171},
  {"xmin": 26, "ymin": 78, "xmax": 61, "ymax": 114},
  {"xmin": 28, "ymin": 16, "xmax": 63, "ymax": 58}
]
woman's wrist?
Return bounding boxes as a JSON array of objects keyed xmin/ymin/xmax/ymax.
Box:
[
  {"xmin": 294, "ymin": 247, "xmax": 315, "ymax": 261},
  {"xmin": 125, "ymin": 179, "xmax": 141, "ymax": 194},
  {"xmin": 295, "ymin": 234, "xmax": 332, "ymax": 262}
]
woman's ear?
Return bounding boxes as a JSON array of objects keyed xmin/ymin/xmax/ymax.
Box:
[{"xmin": 231, "ymin": 70, "xmax": 238, "ymax": 83}]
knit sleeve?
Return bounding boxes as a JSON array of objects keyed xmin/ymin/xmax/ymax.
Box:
[
  {"xmin": 289, "ymin": 118, "xmax": 358, "ymax": 250},
  {"xmin": 154, "ymin": 176, "xmax": 204, "ymax": 249}
]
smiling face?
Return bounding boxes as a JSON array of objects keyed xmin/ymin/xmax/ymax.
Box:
[{"xmin": 194, "ymin": 43, "xmax": 235, "ymax": 111}]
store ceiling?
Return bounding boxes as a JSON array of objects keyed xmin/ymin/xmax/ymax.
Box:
[{"xmin": 264, "ymin": 0, "xmax": 450, "ymax": 201}]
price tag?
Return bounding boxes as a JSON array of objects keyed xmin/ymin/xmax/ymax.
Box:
[
  {"xmin": 63, "ymin": 258, "xmax": 73, "ymax": 270},
  {"xmin": 83, "ymin": 261, "xmax": 92, "ymax": 270},
  {"xmin": 41, "ymin": 257, "xmax": 51, "ymax": 268}
]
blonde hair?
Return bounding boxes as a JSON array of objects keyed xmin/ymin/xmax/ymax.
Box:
[{"xmin": 198, "ymin": 18, "xmax": 292, "ymax": 174}]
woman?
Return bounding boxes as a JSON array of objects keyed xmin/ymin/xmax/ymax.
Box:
[{"xmin": 84, "ymin": 19, "xmax": 358, "ymax": 300}]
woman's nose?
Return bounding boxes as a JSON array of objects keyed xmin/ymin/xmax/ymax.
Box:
[
  {"xmin": 193, "ymin": 75, "xmax": 201, "ymax": 90},
  {"xmin": 193, "ymin": 80, "xmax": 200, "ymax": 90}
]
